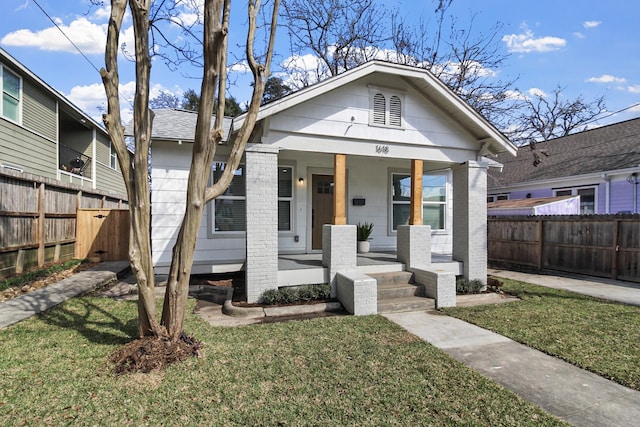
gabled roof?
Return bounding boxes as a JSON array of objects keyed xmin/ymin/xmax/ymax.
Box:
[
  {"xmin": 232, "ymin": 60, "xmax": 516, "ymax": 156},
  {"xmin": 125, "ymin": 108, "xmax": 233, "ymax": 142},
  {"xmin": 489, "ymin": 117, "xmax": 640, "ymax": 189},
  {"xmin": 0, "ymin": 47, "xmax": 106, "ymax": 135}
]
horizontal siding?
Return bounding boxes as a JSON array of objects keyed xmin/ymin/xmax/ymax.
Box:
[
  {"xmin": 94, "ymin": 162, "xmax": 126, "ymax": 196},
  {"xmin": 22, "ymin": 80, "xmax": 57, "ymax": 141},
  {"xmin": 0, "ymin": 119, "xmax": 57, "ymax": 178},
  {"xmin": 95, "ymin": 132, "xmax": 110, "ymax": 164}
]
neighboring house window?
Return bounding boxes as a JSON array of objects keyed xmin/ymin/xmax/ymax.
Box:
[
  {"xmin": 369, "ymin": 86, "xmax": 404, "ymax": 128},
  {"xmin": 487, "ymin": 194, "xmax": 509, "ymax": 203},
  {"xmin": 278, "ymin": 166, "xmax": 293, "ymax": 231},
  {"xmin": 391, "ymin": 172, "xmax": 447, "ymax": 231},
  {"xmin": 1, "ymin": 66, "xmax": 21, "ymax": 123},
  {"xmin": 554, "ymin": 187, "xmax": 596, "ymax": 214},
  {"xmin": 109, "ymin": 142, "xmax": 118, "ymax": 170},
  {"xmin": 211, "ymin": 163, "xmax": 294, "ymax": 232}
]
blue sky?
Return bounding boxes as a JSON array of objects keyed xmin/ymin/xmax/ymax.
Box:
[{"xmin": 1, "ymin": 0, "xmax": 638, "ymax": 128}]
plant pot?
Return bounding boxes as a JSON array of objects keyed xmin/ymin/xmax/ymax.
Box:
[{"xmin": 357, "ymin": 240, "xmax": 370, "ymax": 253}]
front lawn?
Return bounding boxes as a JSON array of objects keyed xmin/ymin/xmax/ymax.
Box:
[
  {"xmin": 443, "ymin": 277, "xmax": 640, "ymax": 391},
  {"xmin": 0, "ymin": 296, "xmax": 567, "ymax": 426}
]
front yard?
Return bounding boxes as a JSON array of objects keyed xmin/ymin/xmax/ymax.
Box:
[
  {"xmin": 443, "ymin": 277, "xmax": 640, "ymax": 391},
  {"xmin": 0, "ymin": 296, "xmax": 567, "ymax": 426}
]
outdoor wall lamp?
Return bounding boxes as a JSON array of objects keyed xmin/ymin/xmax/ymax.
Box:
[{"xmin": 298, "ymin": 177, "xmax": 304, "ymax": 184}]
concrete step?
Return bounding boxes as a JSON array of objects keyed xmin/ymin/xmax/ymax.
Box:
[
  {"xmin": 368, "ymin": 271, "xmax": 414, "ymax": 287},
  {"xmin": 377, "ymin": 283, "xmax": 423, "ymax": 300},
  {"xmin": 377, "ymin": 296, "xmax": 436, "ymax": 314}
]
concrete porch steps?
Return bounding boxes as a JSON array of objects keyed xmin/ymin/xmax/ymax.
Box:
[{"xmin": 368, "ymin": 271, "xmax": 436, "ymax": 314}]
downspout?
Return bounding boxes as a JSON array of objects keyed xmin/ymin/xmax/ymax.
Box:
[{"xmin": 602, "ymin": 173, "xmax": 610, "ymax": 214}]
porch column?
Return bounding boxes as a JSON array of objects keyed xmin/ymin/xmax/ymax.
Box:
[
  {"xmin": 245, "ymin": 144, "xmax": 279, "ymax": 303},
  {"xmin": 333, "ymin": 153, "xmax": 347, "ymax": 225},
  {"xmin": 397, "ymin": 159, "xmax": 431, "ymax": 270},
  {"xmin": 452, "ymin": 160, "xmax": 488, "ymax": 284},
  {"xmin": 323, "ymin": 153, "xmax": 355, "ymax": 297}
]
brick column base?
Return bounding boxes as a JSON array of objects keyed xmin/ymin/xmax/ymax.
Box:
[
  {"xmin": 322, "ymin": 224, "xmax": 357, "ymax": 297},
  {"xmin": 397, "ymin": 225, "xmax": 432, "ymax": 271}
]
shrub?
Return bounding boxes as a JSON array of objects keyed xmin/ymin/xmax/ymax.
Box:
[
  {"xmin": 456, "ymin": 278, "xmax": 485, "ymax": 294},
  {"xmin": 259, "ymin": 284, "xmax": 331, "ymax": 305}
]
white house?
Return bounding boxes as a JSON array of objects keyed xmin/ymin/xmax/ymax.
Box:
[{"xmin": 148, "ymin": 61, "xmax": 517, "ymax": 304}]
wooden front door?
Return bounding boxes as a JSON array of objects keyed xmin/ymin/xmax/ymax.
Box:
[{"xmin": 311, "ymin": 174, "xmax": 334, "ymax": 249}]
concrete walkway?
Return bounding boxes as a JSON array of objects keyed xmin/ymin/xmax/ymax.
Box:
[
  {"xmin": 0, "ymin": 260, "xmax": 130, "ymax": 329},
  {"xmin": 489, "ymin": 268, "xmax": 640, "ymax": 306}
]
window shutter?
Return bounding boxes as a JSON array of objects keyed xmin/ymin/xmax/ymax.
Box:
[
  {"xmin": 389, "ymin": 95, "xmax": 401, "ymax": 126},
  {"xmin": 373, "ymin": 93, "xmax": 386, "ymax": 125}
]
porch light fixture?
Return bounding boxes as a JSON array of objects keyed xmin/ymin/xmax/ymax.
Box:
[{"xmin": 298, "ymin": 177, "xmax": 304, "ymax": 184}]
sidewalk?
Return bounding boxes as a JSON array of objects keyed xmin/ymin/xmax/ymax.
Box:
[{"xmin": 0, "ymin": 261, "xmax": 130, "ymax": 329}]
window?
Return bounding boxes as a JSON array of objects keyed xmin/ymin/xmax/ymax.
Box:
[
  {"xmin": 369, "ymin": 86, "xmax": 404, "ymax": 128},
  {"xmin": 554, "ymin": 187, "xmax": 596, "ymax": 214},
  {"xmin": 391, "ymin": 172, "xmax": 447, "ymax": 231},
  {"xmin": 487, "ymin": 194, "xmax": 509, "ymax": 203},
  {"xmin": 278, "ymin": 166, "xmax": 293, "ymax": 231},
  {"xmin": 109, "ymin": 142, "xmax": 118, "ymax": 170},
  {"xmin": 212, "ymin": 163, "xmax": 246, "ymax": 232},
  {"xmin": 1, "ymin": 66, "xmax": 21, "ymax": 123},
  {"xmin": 211, "ymin": 163, "xmax": 294, "ymax": 233}
]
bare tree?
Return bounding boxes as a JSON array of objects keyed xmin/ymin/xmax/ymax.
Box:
[
  {"xmin": 510, "ymin": 85, "xmax": 607, "ymax": 144},
  {"xmin": 100, "ymin": 0, "xmax": 280, "ymax": 340}
]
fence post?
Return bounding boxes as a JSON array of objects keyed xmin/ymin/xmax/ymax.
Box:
[
  {"xmin": 37, "ymin": 182, "xmax": 46, "ymax": 267},
  {"xmin": 611, "ymin": 219, "xmax": 619, "ymax": 280},
  {"xmin": 536, "ymin": 218, "xmax": 543, "ymax": 270}
]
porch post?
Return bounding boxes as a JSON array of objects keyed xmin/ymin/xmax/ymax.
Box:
[
  {"xmin": 245, "ymin": 144, "xmax": 279, "ymax": 303},
  {"xmin": 409, "ymin": 159, "xmax": 423, "ymax": 225},
  {"xmin": 452, "ymin": 160, "xmax": 488, "ymax": 285},
  {"xmin": 333, "ymin": 153, "xmax": 347, "ymax": 225},
  {"xmin": 323, "ymin": 153, "xmax": 355, "ymax": 297}
]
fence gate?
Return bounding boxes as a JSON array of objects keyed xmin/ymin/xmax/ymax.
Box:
[{"xmin": 76, "ymin": 209, "xmax": 130, "ymax": 261}]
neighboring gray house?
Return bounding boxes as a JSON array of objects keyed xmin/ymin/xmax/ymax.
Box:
[
  {"xmin": 487, "ymin": 195, "xmax": 580, "ymax": 216},
  {"xmin": 0, "ymin": 47, "xmax": 126, "ymax": 196},
  {"xmin": 148, "ymin": 61, "xmax": 517, "ymax": 304},
  {"xmin": 488, "ymin": 118, "xmax": 640, "ymax": 214}
]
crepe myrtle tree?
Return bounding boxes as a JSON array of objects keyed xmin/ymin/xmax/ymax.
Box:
[{"xmin": 100, "ymin": 0, "xmax": 280, "ymax": 340}]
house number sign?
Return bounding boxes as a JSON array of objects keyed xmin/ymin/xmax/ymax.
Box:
[{"xmin": 375, "ymin": 145, "xmax": 390, "ymax": 155}]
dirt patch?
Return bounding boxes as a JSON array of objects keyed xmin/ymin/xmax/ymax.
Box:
[
  {"xmin": 0, "ymin": 261, "xmax": 100, "ymax": 302},
  {"xmin": 110, "ymin": 334, "xmax": 202, "ymax": 375}
]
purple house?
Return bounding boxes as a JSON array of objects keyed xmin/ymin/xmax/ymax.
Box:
[{"xmin": 488, "ymin": 117, "xmax": 640, "ymax": 214}]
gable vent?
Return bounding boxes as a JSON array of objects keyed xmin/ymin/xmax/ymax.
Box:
[
  {"xmin": 373, "ymin": 93, "xmax": 386, "ymax": 125},
  {"xmin": 389, "ymin": 95, "xmax": 402, "ymax": 126}
]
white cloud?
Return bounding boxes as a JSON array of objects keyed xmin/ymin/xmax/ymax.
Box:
[
  {"xmin": 583, "ymin": 20, "xmax": 601, "ymax": 29},
  {"xmin": 1, "ymin": 18, "xmax": 107, "ymax": 54},
  {"xmin": 502, "ymin": 24, "xmax": 566, "ymax": 53},
  {"xmin": 587, "ymin": 75, "xmax": 627, "ymax": 84},
  {"xmin": 229, "ymin": 61, "xmax": 251, "ymax": 73},
  {"xmin": 628, "ymin": 85, "xmax": 640, "ymax": 94},
  {"xmin": 528, "ymin": 87, "xmax": 546, "ymax": 97},
  {"xmin": 573, "ymin": 32, "xmax": 585, "ymax": 39}
]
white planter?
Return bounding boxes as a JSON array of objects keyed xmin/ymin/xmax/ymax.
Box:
[{"xmin": 357, "ymin": 240, "xmax": 370, "ymax": 253}]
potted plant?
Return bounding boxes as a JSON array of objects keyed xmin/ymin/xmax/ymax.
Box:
[{"xmin": 356, "ymin": 222, "xmax": 374, "ymax": 253}]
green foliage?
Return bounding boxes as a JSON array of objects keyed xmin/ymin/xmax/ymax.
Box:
[
  {"xmin": 455, "ymin": 278, "xmax": 485, "ymax": 294},
  {"xmin": 0, "ymin": 259, "xmax": 85, "ymax": 292},
  {"xmin": 356, "ymin": 221, "xmax": 374, "ymax": 241},
  {"xmin": 260, "ymin": 284, "xmax": 331, "ymax": 305}
]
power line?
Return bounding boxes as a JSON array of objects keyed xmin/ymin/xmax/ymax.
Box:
[{"xmin": 31, "ymin": 0, "xmax": 101, "ymax": 74}]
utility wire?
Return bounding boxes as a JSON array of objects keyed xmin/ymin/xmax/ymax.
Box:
[{"xmin": 31, "ymin": 0, "xmax": 101, "ymax": 74}]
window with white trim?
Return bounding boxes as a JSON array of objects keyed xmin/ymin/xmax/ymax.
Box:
[
  {"xmin": 109, "ymin": 142, "xmax": 118, "ymax": 170},
  {"xmin": 391, "ymin": 172, "xmax": 447, "ymax": 231},
  {"xmin": 1, "ymin": 65, "xmax": 21, "ymax": 123},
  {"xmin": 278, "ymin": 166, "xmax": 293, "ymax": 231},
  {"xmin": 211, "ymin": 163, "xmax": 294, "ymax": 233},
  {"xmin": 369, "ymin": 86, "xmax": 404, "ymax": 128},
  {"xmin": 554, "ymin": 187, "xmax": 596, "ymax": 214}
]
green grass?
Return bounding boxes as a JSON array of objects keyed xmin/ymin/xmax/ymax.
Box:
[
  {"xmin": 0, "ymin": 259, "xmax": 84, "ymax": 291},
  {"xmin": 443, "ymin": 277, "xmax": 640, "ymax": 391},
  {"xmin": 0, "ymin": 297, "xmax": 568, "ymax": 426}
]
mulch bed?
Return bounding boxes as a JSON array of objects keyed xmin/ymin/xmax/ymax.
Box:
[{"xmin": 110, "ymin": 334, "xmax": 202, "ymax": 375}]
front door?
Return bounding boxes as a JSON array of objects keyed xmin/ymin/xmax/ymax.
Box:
[{"xmin": 311, "ymin": 174, "xmax": 334, "ymax": 249}]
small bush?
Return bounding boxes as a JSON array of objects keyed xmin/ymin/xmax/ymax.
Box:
[
  {"xmin": 259, "ymin": 284, "xmax": 331, "ymax": 305},
  {"xmin": 456, "ymin": 278, "xmax": 485, "ymax": 294}
]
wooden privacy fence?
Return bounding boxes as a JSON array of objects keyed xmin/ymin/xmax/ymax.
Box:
[
  {"xmin": 0, "ymin": 169, "xmax": 128, "ymax": 277},
  {"xmin": 76, "ymin": 209, "xmax": 130, "ymax": 261},
  {"xmin": 488, "ymin": 215, "xmax": 640, "ymax": 283}
]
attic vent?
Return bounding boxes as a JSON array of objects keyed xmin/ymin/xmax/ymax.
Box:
[
  {"xmin": 389, "ymin": 95, "xmax": 401, "ymax": 126},
  {"xmin": 373, "ymin": 93, "xmax": 386, "ymax": 125}
]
